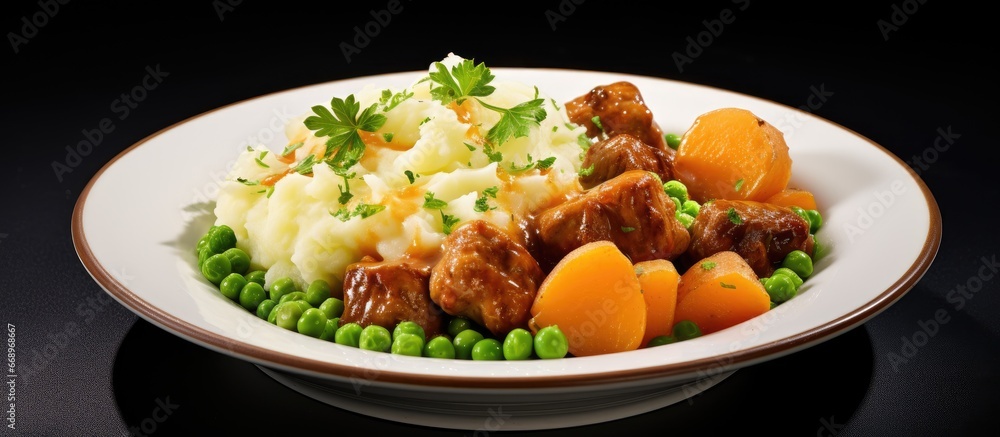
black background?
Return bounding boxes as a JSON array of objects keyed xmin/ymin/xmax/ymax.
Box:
[{"xmin": 3, "ymin": 0, "xmax": 998, "ymax": 435}]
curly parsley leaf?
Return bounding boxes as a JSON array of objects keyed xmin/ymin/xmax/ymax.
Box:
[
  {"xmin": 423, "ymin": 191, "xmax": 448, "ymax": 210},
  {"xmin": 304, "ymin": 94, "xmax": 386, "ymax": 173},
  {"xmin": 483, "ymin": 186, "xmax": 499, "ymax": 198},
  {"xmin": 428, "ymin": 59, "xmax": 495, "ymax": 105},
  {"xmin": 482, "ymin": 142, "xmax": 503, "ymax": 163},
  {"xmin": 292, "ymin": 155, "xmax": 317, "ymax": 175},
  {"xmin": 534, "ymin": 156, "xmax": 556, "ymax": 170},
  {"xmin": 440, "ymin": 211, "xmax": 460, "ymax": 235},
  {"xmin": 478, "ymin": 98, "xmax": 547, "ymax": 147},
  {"xmin": 353, "ymin": 203, "xmax": 386, "ymax": 219},
  {"xmin": 378, "ymin": 88, "xmax": 413, "ymax": 112}
]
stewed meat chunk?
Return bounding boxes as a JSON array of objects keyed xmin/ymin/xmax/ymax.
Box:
[
  {"xmin": 688, "ymin": 200, "xmax": 814, "ymax": 278},
  {"xmin": 429, "ymin": 220, "xmax": 545, "ymax": 338},
  {"xmin": 341, "ymin": 257, "xmax": 445, "ymax": 338},
  {"xmin": 537, "ymin": 170, "xmax": 690, "ymax": 268},
  {"xmin": 565, "ymin": 81, "xmax": 670, "ymax": 151},
  {"xmin": 580, "ymin": 133, "xmax": 673, "ymax": 189}
]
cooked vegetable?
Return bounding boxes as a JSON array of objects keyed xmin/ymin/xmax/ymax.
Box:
[
  {"xmin": 335, "ymin": 322, "xmax": 363, "ymax": 347},
  {"xmin": 647, "ymin": 335, "xmax": 677, "ymax": 347},
  {"xmin": 305, "ymin": 279, "xmax": 332, "ymax": 307},
  {"xmin": 244, "ymin": 270, "xmax": 266, "ymax": 287},
  {"xmin": 318, "ymin": 297, "xmax": 345, "ymax": 319},
  {"xmin": 671, "ymin": 320, "xmax": 702, "ymax": 341},
  {"xmin": 223, "ymin": 248, "xmax": 251, "ymax": 275},
  {"xmin": 391, "ymin": 333, "xmax": 425, "ymax": 356},
  {"xmin": 471, "ymin": 338, "xmax": 504, "ymax": 360},
  {"xmin": 453, "ymin": 329, "xmax": 485, "ymax": 360},
  {"xmin": 319, "ymin": 318, "xmax": 339, "ymax": 341},
  {"xmin": 423, "ymin": 336, "xmax": 457, "ymax": 359},
  {"xmin": 297, "ymin": 308, "xmax": 328, "ymax": 338},
  {"xmin": 673, "ymin": 107, "xmax": 792, "ymax": 203},
  {"xmin": 275, "ymin": 302, "xmax": 304, "ymax": 331},
  {"xmin": 782, "ymin": 250, "xmax": 814, "ymax": 278},
  {"xmin": 763, "ymin": 274, "xmax": 796, "ymax": 303},
  {"xmin": 359, "ymin": 325, "xmax": 392, "ymax": 352},
  {"xmin": 239, "ymin": 282, "xmax": 267, "ymax": 312},
  {"xmin": 269, "ymin": 277, "xmax": 297, "ymax": 302},
  {"xmin": 533, "ymin": 325, "xmax": 569, "ymax": 359},
  {"xmin": 771, "ymin": 267, "xmax": 804, "ymax": 289},
  {"xmin": 393, "ymin": 321, "xmax": 426, "ymax": 342},
  {"xmin": 674, "ymin": 251, "xmax": 771, "ymax": 335},
  {"xmin": 219, "ymin": 273, "xmax": 247, "ymax": 301},
  {"xmin": 503, "ymin": 328, "xmax": 534, "ymax": 360},
  {"xmin": 256, "ymin": 299, "xmax": 277, "ymax": 320},
  {"xmin": 634, "ymin": 259, "xmax": 680, "ymax": 348},
  {"xmin": 765, "ymin": 188, "xmax": 818, "ymax": 211},
  {"xmin": 208, "ymin": 225, "xmax": 238, "ymax": 253},
  {"xmin": 529, "ymin": 241, "xmax": 646, "ymax": 357},
  {"xmin": 201, "ymin": 254, "xmax": 232, "ymax": 285}
]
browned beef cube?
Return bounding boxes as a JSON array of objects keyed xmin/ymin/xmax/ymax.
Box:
[
  {"xmin": 688, "ymin": 200, "xmax": 814, "ymax": 278},
  {"xmin": 565, "ymin": 81, "xmax": 670, "ymax": 152},
  {"xmin": 429, "ymin": 220, "xmax": 544, "ymax": 338},
  {"xmin": 580, "ymin": 133, "xmax": 673, "ymax": 189},
  {"xmin": 341, "ymin": 257, "xmax": 445, "ymax": 338},
  {"xmin": 536, "ymin": 170, "xmax": 690, "ymax": 268}
]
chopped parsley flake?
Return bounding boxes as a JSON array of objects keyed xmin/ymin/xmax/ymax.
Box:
[
  {"xmin": 382, "ymin": 132, "xmax": 394, "ymax": 143},
  {"xmin": 591, "ymin": 115, "xmax": 604, "ymax": 132},
  {"xmin": 293, "ymin": 155, "xmax": 317, "ymax": 175},
  {"xmin": 735, "ymin": 178, "xmax": 745, "ymax": 192},
  {"xmin": 464, "ymin": 142, "xmax": 477, "ymax": 151},
  {"xmin": 236, "ymin": 177, "xmax": 258, "ymax": 186},
  {"xmin": 621, "ymin": 226, "xmax": 636, "ymax": 233},
  {"xmin": 422, "ymin": 191, "xmax": 448, "ymax": 209},
  {"xmin": 441, "ymin": 212, "xmax": 460, "ymax": 235},
  {"xmin": 353, "ymin": 203, "xmax": 386, "ymax": 219},
  {"xmin": 482, "ymin": 142, "xmax": 503, "ymax": 163},
  {"xmin": 337, "ymin": 173, "xmax": 355, "ymax": 205},
  {"xmin": 255, "ymin": 151, "xmax": 270, "ymax": 168},
  {"xmin": 419, "ymin": 116, "xmax": 431, "ymax": 126},
  {"xmin": 578, "ymin": 164, "xmax": 595, "ymax": 177},
  {"xmin": 483, "ymin": 186, "xmax": 499, "ymax": 198},
  {"xmin": 720, "ymin": 282, "xmax": 736, "ymax": 289},
  {"xmin": 378, "ymin": 88, "xmax": 413, "ymax": 112},
  {"xmin": 701, "ymin": 261, "xmax": 717, "ymax": 271},
  {"xmin": 727, "ymin": 207, "xmax": 743, "ymax": 225},
  {"xmin": 404, "ymin": 170, "xmax": 417, "ymax": 184},
  {"xmin": 535, "ymin": 156, "xmax": 556, "ymax": 170},
  {"xmin": 281, "ymin": 142, "xmax": 304, "ymax": 157}
]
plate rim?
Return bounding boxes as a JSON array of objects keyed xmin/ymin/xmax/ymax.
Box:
[{"xmin": 71, "ymin": 67, "xmax": 943, "ymax": 389}]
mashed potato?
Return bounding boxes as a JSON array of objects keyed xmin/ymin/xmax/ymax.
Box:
[{"xmin": 214, "ymin": 53, "xmax": 588, "ymax": 292}]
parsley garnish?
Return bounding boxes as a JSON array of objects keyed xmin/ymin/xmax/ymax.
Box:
[
  {"xmin": 419, "ymin": 116, "xmax": 431, "ymax": 126},
  {"xmin": 382, "ymin": 132, "xmax": 394, "ymax": 143},
  {"xmin": 735, "ymin": 178, "xmax": 745, "ymax": 192},
  {"xmin": 378, "ymin": 88, "xmax": 413, "ymax": 112},
  {"xmin": 509, "ymin": 155, "xmax": 536, "ymax": 172},
  {"xmin": 337, "ymin": 174, "xmax": 355, "ymax": 205},
  {"xmin": 423, "ymin": 192, "xmax": 448, "ymax": 209},
  {"xmin": 483, "ymin": 186, "xmax": 499, "ymax": 198},
  {"xmin": 246, "ymin": 145, "xmax": 254, "ymax": 152},
  {"xmin": 591, "ymin": 115, "xmax": 604, "ymax": 132},
  {"xmin": 255, "ymin": 151, "xmax": 270, "ymax": 168},
  {"xmin": 478, "ymin": 98, "xmax": 547, "ymax": 147},
  {"xmin": 474, "ymin": 187, "xmax": 499, "ymax": 213},
  {"xmin": 293, "ymin": 155, "xmax": 317, "ymax": 175},
  {"xmin": 482, "ymin": 142, "xmax": 503, "ymax": 163},
  {"xmin": 577, "ymin": 132, "xmax": 592, "ymax": 149},
  {"xmin": 578, "ymin": 164, "xmax": 595, "ymax": 177},
  {"xmin": 353, "ymin": 203, "xmax": 386, "ymax": 219},
  {"xmin": 535, "ymin": 156, "xmax": 556, "ymax": 170},
  {"xmin": 331, "ymin": 208, "xmax": 353, "ymax": 222},
  {"xmin": 440, "ymin": 211, "xmax": 460, "ymax": 235},
  {"xmin": 428, "ymin": 59, "xmax": 496, "ymax": 105},
  {"xmin": 701, "ymin": 261, "xmax": 717, "ymax": 271},
  {"xmin": 282, "ymin": 142, "xmax": 304, "ymax": 157},
  {"xmin": 304, "ymin": 94, "xmax": 386, "ymax": 174},
  {"xmin": 621, "ymin": 226, "xmax": 636, "ymax": 233},
  {"xmin": 727, "ymin": 207, "xmax": 743, "ymax": 225},
  {"xmin": 404, "ymin": 170, "xmax": 417, "ymax": 184},
  {"xmin": 464, "ymin": 142, "xmax": 476, "ymax": 152},
  {"xmin": 550, "ymin": 98, "xmax": 561, "ymax": 110},
  {"xmin": 236, "ymin": 177, "xmax": 258, "ymax": 186},
  {"xmin": 720, "ymin": 282, "xmax": 736, "ymax": 289}
]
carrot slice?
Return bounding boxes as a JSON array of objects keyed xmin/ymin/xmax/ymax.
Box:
[
  {"xmin": 765, "ymin": 188, "xmax": 818, "ymax": 211},
  {"xmin": 674, "ymin": 251, "xmax": 771, "ymax": 335},
  {"xmin": 529, "ymin": 241, "xmax": 646, "ymax": 357},
  {"xmin": 635, "ymin": 259, "xmax": 679, "ymax": 347},
  {"xmin": 673, "ymin": 107, "xmax": 792, "ymax": 203}
]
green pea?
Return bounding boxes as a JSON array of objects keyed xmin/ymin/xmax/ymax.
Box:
[
  {"xmin": 269, "ymin": 277, "xmax": 297, "ymax": 302},
  {"xmin": 681, "ymin": 200, "xmax": 701, "ymax": 217},
  {"xmin": 673, "ymin": 320, "xmax": 702, "ymax": 341},
  {"xmin": 472, "ymin": 338, "xmax": 504, "ymax": 361},
  {"xmin": 806, "ymin": 209, "xmax": 822, "ymax": 233},
  {"xmin": 256, "ymin": 299, "xmax": 276, "ymax": 320},
  {"xmin": 770, "ymin": 301, "xmax": 777, "ymax": 310},
  {"xmin": 239, "ymin": 282, "xmax": 266, "ymax": 312},
  {"xmin": 219, "ymin": 273, "xmax": 247, "ymax": 301},
  {"xmin": 391, "ymin": 333, "xmax": 425, "ymax": 357},
  {"xmin": 318, "ymin": 297, "xmax": 345, "ymax": 319},
  {"xmin": 359, "ymin": 325, "xmax": 392, "ymax": 352},
  {"xmin": 223, "ymin": 248, "xmax": 251, "ymax": 275},
  {"xmin": 275, "ymin": 301, "xmax": 304, "ymax": 331},
  {"xmin": 534, "ymin": 325, "xmax": 568, "ymax": 359},
  {"xmin": 665, "ymin": 133, "xmax": 682, "ymax": 150},
  {"xmin": 297, "ymin": 308, "xmax": 328, "ymax": 338},
  {"xmin": 676, "ymin": 212, "xmax": 695, "ymax": 228},
  {"xmin": 292, "ymin": 300, "xmax": 313, "ymax": 312},
  {"xmin": 319, "ymin": 318, "xmax": 340, "ymax": 341},
  {"xmin": 208, "ymin": 225, "xmax": 237, "ymax": 253},
  {"xmin": 197, "ymin": 246, "xmax": 214, "ymax": 269},
  {"xmin": 335, "ymin": 322, "xmax": 363, "ymax": 348},
  {"xmin": 812, "ymin": 238, "xmax": 824, "ymax": 260},
  {"xmin": 278, "ymin": 291, "xmax": 307, "ymax": 304},
  {"xmin": 765, "ymin": 274, "xmax": 797, "ymax": 304},
  {"xmin": 782, "ymin": 250, "xmax": 814, "ymax": 278},
  {"xmin": 305, "ymin": 279, "xmax": 332, "ymax": 307},
  {"xmin": 196, "ymin": 233, "xmax": 211, "ymax": 255},
  {"xmin": 789, "ymin": 206, "xmax": 812, "ymax": 229},
  {"xmin": 453, "ymin": 329, "xmax": 485, "ymax": 360},
  {"xmin": 423, "ymin": 336, "xmax": 456, "ymax": 359},
  {"xmin": 393, "ymin": 321, "xmax": 426, "ymax": 342},
  {"xmin": 664, "ymin": 180, "xmax": 689, "ymax": 203},
  {"xmin": 670, "ymin": 196, "xmax": 682, "ymax": 212},
  {"xmin": 244, "ymin": 270, "xmax": 266, "ymax": 287},
  {"xmin": 771, "ymin": 267, "xmax": 803, "ymax": 289},
  {"xmin": 502, "ymin": 328, "xmax": 533, "ymax": 361},
  {"xmin": 447, "ymin": 317, "xmax": 475, "ymax": 338},
  {"xmin": 267, "ymin": 302, "xmax": 281, "ymax": 324},
  {"xmin": 647, "ymin": 335, "xmax": 677, "ymax": 347},
  {"xmin": 201, "ymin": 253, "xmax": 232, "ymax": 285}
]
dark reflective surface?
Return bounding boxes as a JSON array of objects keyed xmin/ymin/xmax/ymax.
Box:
[{"xmin": 114, "ymin": 319, "xmax": 872, "ymax": 435}]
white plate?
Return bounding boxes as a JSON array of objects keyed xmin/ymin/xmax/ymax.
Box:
[{"xmin": 73, "ymin": 68, "xmax": 941, "ymax": 431}]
